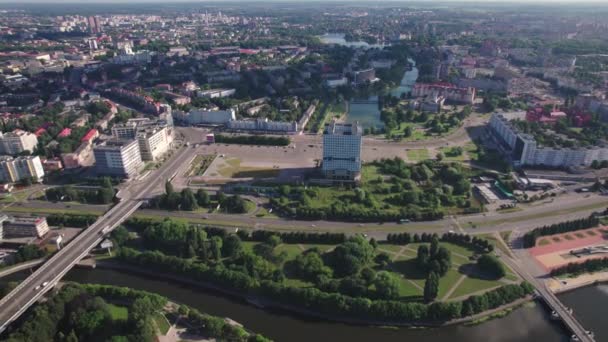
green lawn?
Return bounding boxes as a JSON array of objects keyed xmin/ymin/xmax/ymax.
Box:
[
  {"xmin": 275, "ymin": 244, "xmax": 303, "ymax": 261},
  {"xmin": 440, "ymin": 147, "xmax": 467, "ymax": 161},
  {"xmin": 299, "ymin": 244, "xmax": 336, "ymax": 253},
  {"xmin": 154, "ymin": 312, "xmax": 171, "ymax": 335},
  {"xmin": 284, "ymin": 277, "xmax": 314, "ymax": 288},
  {"xmin": 448, "ymin": 276, "xmax": 504, "ymax": 299},
  {"xmin": 394, "ymin": 276, "xmax": 423, "ymax": 299},
  {"xmin": 438, "ymin": 269, "xmax": 463, "ymax": 299},
  {"xmin": 406, "ymin": 149, "xmax": 430, "ymax": 161},
  {"xmin": 108, "ymin": 304, "xmax": 128, "ymax": 321}
]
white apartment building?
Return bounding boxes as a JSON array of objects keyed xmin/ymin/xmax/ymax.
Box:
[
  {"xmin": 489, "ymin": 112, "xmax": 608, "ymax": 167},
  {"xmin": 0, "ymin": 130, "xmax": 38, "ymax": 155},
  {"xmin": 0, "ymin": 155, "xmax": 45, "ymax": 183},
  {"xmin": 227, "ymin": 118, "xmax": 298, "ymax": 134},
  {"xmin": 197, "ymin": 88, "xmax": 236, "ymax": 98},
  {"xmin": 322, "ymin": 121, "xmax": 363, "ymax": 181},
  {"xmin": 93, "ymin": 139, "xmax": 143, "ymax": 178},
  {"xmin": 137, "ymin": 126, "xmax": 171, "ymax": 161},
  {"xmin": 112, "ymin": 119, "xmax": 173, "ymax": 161},
  {"xmin": 177, "ymin": 108, "xmax": 236, "ymax": 125}
]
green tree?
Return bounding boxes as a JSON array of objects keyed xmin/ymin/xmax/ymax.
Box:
[
  {"xmin": 222, "ymin": 234, "xmax": 243, "ymax": 258},
  {"xmin": 424, "ymin": 271, "xmax": 439, "ymax": 302},
  {"xmin": 180, "ymin": 188, "xmax": 198, "ymax": 211},
  {"xmin": 374, "ymin": 271, "xmax": 400, "ymax": 300},
  {"xmin": 196, "ymin": 189, "xmax": 210, "ymax": 207},
  {"xmin": 210, "ymin": 236, "xmax": 223, "ymax": 261},
  {"xmin": 165, "ymin": 180, "xmax": 174, "ymax": 195}
]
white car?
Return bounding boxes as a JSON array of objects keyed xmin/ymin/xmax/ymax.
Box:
[
  {"xmin": 34, "ymin": 285, "xmax": 40, "ymax": 291},
  {"xmin": 41, "ymin": 282, "xmax": 49, "ymax": 287}
]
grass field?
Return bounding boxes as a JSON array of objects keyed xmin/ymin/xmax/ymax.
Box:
[
  {"xmin": 448, "ymin": 276, "xmax": 504, "ymax": 299},
  {"xmin": 439, "ymin": 147, "xmax": 467, "ymax": 161},
  {"xmin": 406, "ymin": 149, "xmax": 430, "ymax": 161},
  {"xmin": 215, "ymin": 158, "xmax": 280, "ymax": 179},
  {"xmin": 154, "ymin": 312, "xmax": 171, "ymax": 335},
  {"xmin": 108, "ymin": 304, "xmax": 128, "ymax": 321}
]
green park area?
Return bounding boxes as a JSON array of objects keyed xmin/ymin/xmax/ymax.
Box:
[
  {"xmin": 113, "ymin": 219, "xmax": 531, "ymax": 324},
  {"xmin": 4, "ymin": 282, "xmax": 267, "ymax": 342},
  {"xmin": 268, "ymin": 158, "xmax": 482, "ymax": 222}
]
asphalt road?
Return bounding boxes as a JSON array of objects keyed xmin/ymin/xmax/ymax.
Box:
[{"xmin": 0, "ymin": 145, "xmax": 194, "ymax": 333}]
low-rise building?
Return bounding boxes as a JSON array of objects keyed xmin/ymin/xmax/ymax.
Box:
[
  {"xmin": 413, "ymin": 83, "xmax": 476, "ymax": 105},
  {"xmin": 0, "ymin": 155, "xmax": 45, "ymax": 183},
  {"xmin": 176, "ymin": 108, "xmax": 236, "ymax": 125},
  {"xmin": 0, "ymin": 215, "xmax": 49, "ymax": 239}
]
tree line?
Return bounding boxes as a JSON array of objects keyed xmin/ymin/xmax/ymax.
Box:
[
  {"xmin": 550, "ymin": 257, "xmax": 608, "ymax": 277},
  {"xmin": 215, "ymin": 134, "xmax": 290, "ymax": 146},
  {"xmin": 523, "ymin": 216, "xmax": 600, "ymax": 248},
  {"xmin": 116, "ymin": 247, "xmax": 533, "ymax": 324},
  {"xmin": 152, "ymin": 182, "xmax": 247, "ymax": 214},
  {"xmin": 45, "ymin": 177, "xmax": 115, "ymax": 205},
  {"xmin": 386, "ymin": 232, "xmax": 494, "ymax": 254}
]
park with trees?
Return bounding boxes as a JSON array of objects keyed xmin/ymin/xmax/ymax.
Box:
[
  {"xmin": 104, "ymin": 218, "xmax": 530, "ymax": 326},
  {"xmin": 268, "ymin": 158, "xmax": 479, "ymax": 222},
  {"xmin": 150, "ymin": 182, "xmax": 251, "ymax": 214},
  {"xmin": 2, "ymin": 283, "xmax": 270, "ymax": 342}
]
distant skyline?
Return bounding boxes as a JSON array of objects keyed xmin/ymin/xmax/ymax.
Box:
[{"xmin": 1, "ymin": 0, "xmax": 608, "ymax": 3}]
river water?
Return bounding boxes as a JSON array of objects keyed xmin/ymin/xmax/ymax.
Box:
[{"xmin": 0, "ymin": 268, "xmax": 571, "ymax": 342}]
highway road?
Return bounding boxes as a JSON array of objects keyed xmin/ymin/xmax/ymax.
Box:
[{"xmin": 0, "ymin": 145, "xmax": 194, "ymax": 333}]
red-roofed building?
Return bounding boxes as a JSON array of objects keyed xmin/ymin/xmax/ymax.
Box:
[
  {"xmin": 34, "ymin": 128, "xmax": 47, "ymax": 137},
  {"xmin": 526, "ymin": 106, "xmax": 593, "ymax": 127},
  {"xmin": 57, "ymin": 128, "xmax": 72, "ymax": 138},
  {"xmin": 81, "ymin": 129, "xmax": 99, "ymax": 144}
]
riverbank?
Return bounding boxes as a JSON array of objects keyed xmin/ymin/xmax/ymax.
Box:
[
  {"xmin": 548, "ymin": 271, "xmax": 608, "ymax": 294},
  {"xmin": 94, "ymin": 259, "xmax": 530, "ymax": 329}
]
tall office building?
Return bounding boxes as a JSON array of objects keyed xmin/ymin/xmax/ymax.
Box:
[
  {"xmin": 322, "ymin": 121, "xmax": 363, "ymax": 181},
  {"xmin": 0, "ymin": 156, "xmax": 45, "ymax": 183},
  {"xmin": 93, "ymin": 139, "xmax": 143, "ymax": 178}
]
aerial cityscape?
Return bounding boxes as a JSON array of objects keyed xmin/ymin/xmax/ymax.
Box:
[{"xmin": 0, "ymin": 1, "xmax": 608, "ymax": 341}]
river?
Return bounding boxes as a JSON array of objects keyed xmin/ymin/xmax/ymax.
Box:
[{"xmin": 0, "ymin": 268, "xmax": 572, "ymax": 342}]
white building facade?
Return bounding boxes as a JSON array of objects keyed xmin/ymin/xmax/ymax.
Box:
[{"xmin": 322, "ymin": 121, "xmax": 363, "ymax": 181}]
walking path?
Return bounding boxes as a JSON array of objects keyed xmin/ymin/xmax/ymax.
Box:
[{"xmin": 441, "ymin": 275, "xmax": 467, "ymax": 301}]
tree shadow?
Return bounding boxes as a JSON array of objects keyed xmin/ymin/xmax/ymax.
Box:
[
  {"xmin": 390, "ymin": 259, "xmax": 427, "ymax": 281},
  {"xmin": 458, "ymin": 263, "xmax": 501, "ymax": 281}
]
